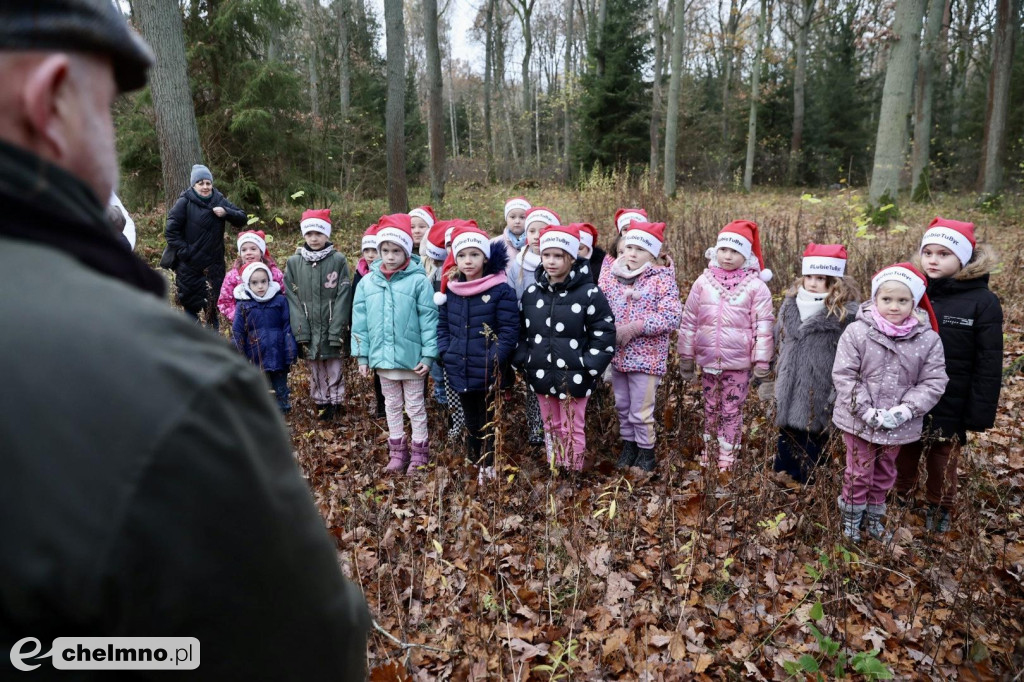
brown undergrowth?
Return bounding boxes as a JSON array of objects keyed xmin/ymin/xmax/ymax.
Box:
[{"xmin": 139, "ymin": 185, "xmax": 1024, "ymax": 679}]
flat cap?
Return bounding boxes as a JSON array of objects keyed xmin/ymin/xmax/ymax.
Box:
[{"xmin": 0, "ymin": 0, "xmax": 154, "ymax": 92}]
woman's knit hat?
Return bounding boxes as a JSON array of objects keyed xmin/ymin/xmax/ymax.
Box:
[
  {"xmin": 623, "ymin": 221, "xmax": 667, "ymax": 258},
  {"xmin": 715, "ymin": 220, "xmax": 772, "ymax": 282},
  {"xmin": 871, "ymin": 262, "xmax": 938, "ymax": 331},
  {"xmin": 920, "ymin": 217, "xmax": 976, "ymax": 267},
  {"xmin": 614, "ymin": 208, "xmax": 647, "ymax": 234},
  {"xmin": 409, "ymin": 205, "xmax": 436, "ymax": 228},
  {"xmin": 237, "ymin": 230, "xmax": 266, "ymax": 255},
  {"xmin": 802, "ymin": 243, "xmax": 847, "ymax": 277},
  {"xmin": 376, "ymin": 214, "xmax": 415, "ymax": 256},
  {"xmin": 300, "ymin": 209, "xmax": 332, "ymax": 237},
  {"xmin": 190, "ymin": 164, "xmax": 212, "ymax": 186}
]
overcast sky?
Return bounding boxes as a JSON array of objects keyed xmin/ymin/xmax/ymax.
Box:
[{"xmin": 366, "ymin": 0, "xmax": 486, "ymax": 73}]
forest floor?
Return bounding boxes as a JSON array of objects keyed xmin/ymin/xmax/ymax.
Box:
[{"xmin": 137, "ymin": 184, "xmax": 1024, "ymax": 680}]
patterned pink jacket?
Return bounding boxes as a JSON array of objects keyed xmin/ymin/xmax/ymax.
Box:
[
  {"xmin": 599, "ymin": 259, "xmax": 682, "ymax": 375},
  {"xmin": 677, "ymin": 269, "xmax": 775, "ymax": 371},
  {"xmin": 217, "ymin": 261, "xmax": 285, "ymax": 321}
]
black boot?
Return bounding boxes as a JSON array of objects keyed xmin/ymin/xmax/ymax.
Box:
[
  {"xmin": 616, "ymin": 440, "xmax": 639, "ymax": 468},
  {"xmin": 635, "ymin": 447, "xmax": 656, "ymax": 472}
]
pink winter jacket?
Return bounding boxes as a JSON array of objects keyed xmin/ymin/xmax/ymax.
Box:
[
  {"xmin": 217, "ymin": 261, "xmax": 285, "ymax": 321},
  {"xmin": 831, "ymin": 302, "xmax": 948, "ymax": 445},
  {"xmin": 599, "ymin": 259, "xmax": 683, "ymax": 375},
  {"xmin": 677, "ymin": 269, "xmax": 775, "ymax": 371}
]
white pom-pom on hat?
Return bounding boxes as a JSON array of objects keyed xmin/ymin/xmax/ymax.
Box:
[{"xmin": 433, "ymin": 291, "xmax": 447, "ymax": 306}]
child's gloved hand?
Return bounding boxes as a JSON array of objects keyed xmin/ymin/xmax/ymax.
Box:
[
  {"xmin": 615, "ymin": 321, "xmax": 644, "ymax": 347},
  {"xmin": 679, "ymin": 358, "xmax": 696, "ymax": 382},
  {"xmin": 752, "ymin": 364, "xmax": 771, "ymax": 379},
  {"xmin": 862, "ymin": 407, "xmax": 886, "ymax": 429},
  {"xmin": 756, "ymin": 381, "xmax": 775, "ymax": 403},
  {"xmin": 882, "ymin": 404, "xmax": 913, "ymax": 429}
]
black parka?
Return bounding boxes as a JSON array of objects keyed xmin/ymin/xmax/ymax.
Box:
[
  {"xmin": 164, "ymin": 188, "xmax": 246, "ymax": 268},
  {"xmin": 515, "ymin": 258, "xmax": 616, "ymax": 399},
  {"xmin": 923, "ymin": 261, "xmax": 1003, "ymax": 438}
]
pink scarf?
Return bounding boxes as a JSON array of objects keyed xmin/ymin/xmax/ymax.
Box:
[
  {"xmin": 869, "ymin": 304, "xmax": 918, "ymax": 337},
  {"xmin": 448, "ymin": 272, "xmax": 508, "ymax": 296},
  {"xmin": 357, "ymin": 258, "xmax": 370, "ymax": 276},
  {"xmin": 709, "ymin": 266, "xmax": 748, "ymax": 291}
]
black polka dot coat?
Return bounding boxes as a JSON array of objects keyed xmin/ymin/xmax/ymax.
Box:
[{"xmin": 514, "ymin": 259, "xmax": 616, "ymax": 399}]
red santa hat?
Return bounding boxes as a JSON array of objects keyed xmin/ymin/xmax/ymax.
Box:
[
  {"xmin": 376, "ymin": 213, "xmax": 415, "ymax": 257},
  {"xmin": 614, "ymin": 208, "xmax": 648, "ymax": 234},
  {"xmin": 409, "ymin": 205, "xmax": 436, "ymax": 228},
  {"xmin": 432, "ymin": 220, "xmax": 480, "ymax": 305},
  {"xmin": 451, "ymin": 225, "xmax": 492, "ymax": 259},
  {"xmin": 716, "ymin": 220, "xmax": 772, "ymax": 282},
  {"xmin": 241, "ymin": 262, "xmax": 272, "ymax": 286},
  {"xmin": 504, "ymin": 196, "xmax": 531, "ymax": 219},
  {"xmin": 576, "ymin": 223, "xmax": 599, "ymax": 251},
  {"xmin": 424, "ymin": 220, "xmax": 450, "ymax": 262},
  {"xmin": 920, "ymin": 216, "xmax": 976, "ymax": 267},
  {"xmin": 237, "ymin": 230, "xmax": 267, "ymax": 255},
  {"xmin": 361, "ymin": 224, "xmax": 379, "ymax": 252},
  {"xmin": 622, "ymin": 221, "xmax": 666, "ymax": 258},
  {"xmin": 539, "ymin": 224, "xmax": 581, "ymax": 260},
  {"xmin": 525, "ymin": 207, "xmax": 561, "ymax": 229},
  {"xmin": 801, "ymin": 242, "xmax": 847, "ymax": 277},
  {"xmin": 871, "ymin": 262, "xmax": 938, "ymax": 331},
  {"xmin": 300, "ymin": 208, "xmax": 332, "ymax": 237}
]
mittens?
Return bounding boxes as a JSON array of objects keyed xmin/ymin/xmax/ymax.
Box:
[
  {"xmin": 862, "ymin": 407, "xmax": 886, "ymax": 429},
  {"xmin": 615, "ymin": 320, "xmax": 644, "ymax": 347},
  {"xmin": 882, "ymin": 404, "xmax": 913, "ymax": 429}
]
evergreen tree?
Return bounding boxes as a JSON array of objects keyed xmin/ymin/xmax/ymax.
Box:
[{"xmin": 575, "ymin": 0, "xmax": 651, "ymax": 172}]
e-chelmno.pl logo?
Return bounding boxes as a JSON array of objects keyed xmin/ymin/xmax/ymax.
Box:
[{"xmin": 10, "ymin": 637, "xmax": 199, "ymax": 671}]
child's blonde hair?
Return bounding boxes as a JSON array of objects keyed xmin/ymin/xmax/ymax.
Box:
[
  {"xmin": 419, "ymin": 238, "xmax": 443, "ymax": 277},
  {"xmin": 786, "ymin": 275, "xmax": 861, "ymax": 322}
]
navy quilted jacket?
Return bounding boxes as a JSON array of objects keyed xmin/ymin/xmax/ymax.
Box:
[
  {"xmin": 437, "ymin": 247, "xmax": 520, "ymax": 393},
  {"xmin": 233, "ymin": 291, "xmax": 299, "ymax": 372}
]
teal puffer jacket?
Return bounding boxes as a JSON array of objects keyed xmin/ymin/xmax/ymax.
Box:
[{"xmin": 351, "ymin": 259, "xmax": 438, "ymax": 370}]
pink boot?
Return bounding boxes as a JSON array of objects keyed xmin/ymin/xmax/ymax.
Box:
[
  {"xmin": 406, "ymin": 440, "xmax": 430, "ymax": 474},
  {"xmin": 717, "ymin": 438, "xmax": 737, "ymax": 471},
  {"xmin": 385, "ymin": 437, "xmax": 409, "ymax": 473}
]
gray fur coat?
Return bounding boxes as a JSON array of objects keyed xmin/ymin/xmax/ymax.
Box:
[{"xmin": 773, "ymin": 297, "xmax": 858, "ymax": 433}]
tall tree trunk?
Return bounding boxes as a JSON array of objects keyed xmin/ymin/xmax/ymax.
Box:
[
  {"xmin": 519, "ymin": 1, "xmax": 535, "ymax": 160},
  {"xmin": 663, "ymin": 0, "xmax": 686, "ymax": 196},
  {"xmin": 743, "ymin": 0, "xmax": 768, "ymax": 191},
  {"xmin": 448, "ymin": 53, "xmax": 460, "ymax": 157},
  {"xmin": 910, "ymin": 0, "xmax": 944, "ymax": 200},
  {"xmin": 384, "ymin": 0, "xmax": 408, "ymax": 211},
  {"xmin": 649, "ymin": 0, "xmax": 667, "ymax": 179},
  {"xmin": 868, "ymin": 0, "xmax": 926, "ymax": 207},
  {"xmin": 787, "ymin": 0, "xmax": 813, "ymax": 185},
  {"xmin": 950, "ymin": 0, "xmax": 975, "ymax": 137},
  {"xmin": 596, "ymin": 0, "xmax": 608, "ymax": 74},
  {"xmin": 977, "ymin": 0, "xmax": 1020, "ymax": 195},
  {"xmin": 305, "ymin": 0, "xmax": 320, "ymax": 120},
  {"xmin": 132, "ymin": 0, "xmax": 203, "ymax": 209},
  {"xmin": 720, "ymin": 0, "xmax": 742, "ymax": 145},
  {"xmin": 484, "ymin": 0, "xmax": 496, "ymax": 181},
  {"xmin": 338, "ymin": 0, "xmax": 351, "ymax": 117},
  {"xmin": 563, "ymin": 0, "xmax": 575, "ymax": 181},
  {"xmin": 424, "ymin": 0, "xmax": 446, "ymax": 202}
]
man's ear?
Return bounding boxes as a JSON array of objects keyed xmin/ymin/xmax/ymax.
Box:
[{"xmin": 21, "ymin": 54, "xmax": 72, "ymax": 161}]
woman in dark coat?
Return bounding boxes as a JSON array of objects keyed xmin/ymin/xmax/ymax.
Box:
[{"xmin": 165, "ymin": 164, "xmax": 247, "ymax": 328}]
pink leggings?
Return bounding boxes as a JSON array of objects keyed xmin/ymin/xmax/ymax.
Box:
[
  {"xmin": 701, "ymin": 369, "xmax": 750, "ymax": 448},
  {"xmin": 536, "ymin": 394, "xmax": 589, "ymax": 471},
  {"xmin": 841, "ymin": 431, "xmax": 900, "ymax": 506},
  {"xmin": 379, "ymin": 376, "xmax": 428, "ymax": 443}
]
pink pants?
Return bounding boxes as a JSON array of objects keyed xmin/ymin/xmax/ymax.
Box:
[
  {"xmin": 841, "ymin": 431, "xmax": 900, "ymax": 505},
  {"xmin": 611, "ymin": 369, "xmax": 661, "ymax": 449},
  {"xmin": 308, "ymin": 358, "xmax": 345, "ymax": 404},
  {"xmin": 701, "ymin": 369, "xmax": 750, "ymax": 465},
  {"xmin": 536, "ymin": 394, "xmax": 589, "ymax": 471},
  {"xmin": 379, "ymin": 376, "xmax": 428, "ymax": 443}
]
